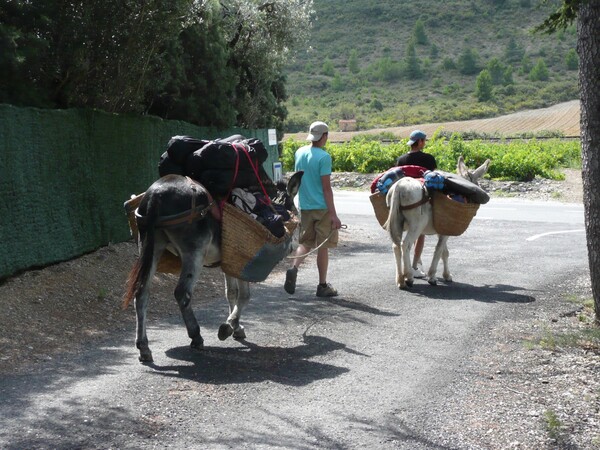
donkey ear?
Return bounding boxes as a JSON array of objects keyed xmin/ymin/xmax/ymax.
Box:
[
  {"xmin": 286, "ymin": 171, "xmax": 304, "ymax": 198},
  {"xmin": 471, "ymin": 159, "xmax": 491, "ymax": 181},
  {"xmin": 457, "ymin": 155, "xmax": 469, "ymax": 178}
]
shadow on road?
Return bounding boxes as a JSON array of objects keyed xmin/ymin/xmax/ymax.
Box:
[
  {"xmin": 401, "ymin": 281, "xmax": 537, "ymax": 304},
  {"xmin": 342, "ymin": 414, "xmax": 454, "ymax": 450},
  {"xmin": 148, "ymin": 334, "xmax": 358, "ymax": 386},
  {"xmin": 286, "ymin": 294, "xmax": 400, "ymax": 317}
]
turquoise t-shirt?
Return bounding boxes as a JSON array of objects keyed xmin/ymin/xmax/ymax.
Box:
[{"xmin": 294, "ymin": 145, "xmax": 332, "ymax": 210}]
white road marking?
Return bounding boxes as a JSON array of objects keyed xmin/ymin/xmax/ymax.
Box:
[{"xmin": 526, "ymin": 229, "xmax": 585, "ymax": 241}]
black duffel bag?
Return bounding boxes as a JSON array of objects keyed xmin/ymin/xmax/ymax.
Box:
[
  {"xmin": 158, "ymin": 151, "xmax": 185, "ymax": 177},
  {"xmin": 185, "ymin": 139, "xmax": 268, "ymax": 174},
  {"xmin": 197, "ymin": 169, "xmax": 267, "ymax": 196},
  {"xmin": 167, "ymin": 136, "xmax": 210, "ymax": 165}
]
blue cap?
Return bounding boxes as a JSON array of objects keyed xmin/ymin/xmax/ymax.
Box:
[{"xmin": 407, "ymin": 130, "xmax": 427, "ymax": 146}]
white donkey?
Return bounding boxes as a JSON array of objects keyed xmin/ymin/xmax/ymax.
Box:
[{"xmin": 385, "ymin": 156, "xmax": 490, "ymax": 289}]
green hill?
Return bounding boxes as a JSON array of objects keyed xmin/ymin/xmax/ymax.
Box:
[{"xmin": 283, "ymin": 0, "xmax": 579, "ymax": 133}]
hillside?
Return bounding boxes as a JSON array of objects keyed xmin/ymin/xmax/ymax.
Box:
[
  {"xmin": 283, "ymin": 0, "xmax": 579, "ymax": 133},
  {"xmin": 284, "ymin": 100, "xmax": 580, "ymax": 142}
]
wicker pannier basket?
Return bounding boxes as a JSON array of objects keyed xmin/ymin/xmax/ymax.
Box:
[
  {"xmin": 431, "ymin": 191, "xmax": 480, "ymax": 236},
  {"xmin": 221, "ymin": 202, "xmax": 299, "ymax": 282},
  {"xmin": 124, "ymin": 193, "xmax": 144, "ymax": 242},
  {"xmin": 369, "ymin": 191, "xmax": 390, "ymax": 228}
]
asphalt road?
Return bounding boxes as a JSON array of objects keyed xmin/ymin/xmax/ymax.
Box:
[{"xmin": 0, "ymin": 193, "xmax": 588, "ymax": 449}]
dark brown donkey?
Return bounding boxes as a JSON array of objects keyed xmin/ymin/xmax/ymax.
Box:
[{"xmin": 123, "ymin": 172, "xmax": 302, "ymax": 362}]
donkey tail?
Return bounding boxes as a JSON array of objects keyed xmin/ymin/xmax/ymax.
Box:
[
  {"xmin": 122, "ymin": 197, "xmax": 159, "ymax": 309},
  {"xmin": 385, "ymin": 182, "xmax": 404, "ymax": 246}
]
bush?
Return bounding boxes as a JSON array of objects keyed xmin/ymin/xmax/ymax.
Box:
[{"xmin": 281, "ymin": 136, "xmax": 581, "ymax": 181}]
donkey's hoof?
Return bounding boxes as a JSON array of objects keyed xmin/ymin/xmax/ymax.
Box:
[
  {"xmin": 139, "ymin": 349, "xmax": 153, "ymax": 363},
  {"xmin": 428, "ymin": 278, "xmax": 438, "ymax": 286},
  {"xmin": 405, "ymin": 279, "xmax": 414, "ymax": 288},
  {"xmin": 218, "ymin": 323, "xmax": 234, "ymax": 341},
  {"xmin": 233, "ymin": 326, "xmax": 246, "ymax": 340},
  {"xmin": 190, "ymin": 336, "xmax": 204, "ymax": 351}
]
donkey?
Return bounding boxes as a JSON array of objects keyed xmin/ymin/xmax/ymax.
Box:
[
  {"xmin": 385, "ymin": 156, "xmax": 490, "ymax": 290},
  {"xmin": 123, "ymin": 172, "xmax": 302, "ymax": 362}
]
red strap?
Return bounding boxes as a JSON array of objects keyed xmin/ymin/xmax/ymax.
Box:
[
  {"xmin": 220, "ymin": 143, "xmax": 241, "ymax": 212},
  {"xmin": 232, "ymin": 143, "xmax": 272, "ymax": 205}
]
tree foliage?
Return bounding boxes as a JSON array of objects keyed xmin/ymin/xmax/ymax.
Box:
[
  {"xmin": 486, "ymin": 57, "xmax": 506, "ymax": 85},
  {"xmin": 404, "ymin": 42, "xmax": 422, "ymax": 79},
  {"xmin": 565, "ymin": 48, "xmax": 578, "ymax": 70},
  {"xmin": 534, "ymin": 0, "xmax": 581, "ymax": 33},
  {"xmin": 458, "ymin": 48, "xmax": 479, "ymax": 75},
  {"xmin": 476, "ymin": 69, "xmax": 494, "ymax": 101},
  {"xmin": 0, "ymin": 0, "xmax": 313, "ymax": 129},
  {"xmin": 529, "ymin": 58, "xmax": 550, "ymax": 81},
  {"xmin": 322, "ymin": 58, "xmax": 335, "ymax": 76},
  {"xmin": 412, "ymin": 19, "xmax": 428, "ymax": 45},
  {"xmin": 348, "ymin": 49, "xmax": 360, "ymax": 74}
]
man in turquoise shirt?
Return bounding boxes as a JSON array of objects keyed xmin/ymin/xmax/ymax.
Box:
[{"xmin": 284, "ymin": 121, "xmax": 342, "ymax": 297}]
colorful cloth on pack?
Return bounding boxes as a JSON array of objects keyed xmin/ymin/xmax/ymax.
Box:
[
  {"xmin": 375, "ymin": 167, "xmax": 405, "ymax": 194},
  {"xmin": 424, "ymin": 171, "xmax": 446, "ymax": 190},
  {"xmin": 370, "ymin": 165, "xmax": 428, "ymax": 193}
]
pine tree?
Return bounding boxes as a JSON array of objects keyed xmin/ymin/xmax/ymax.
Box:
[
  {"xmin": 529, "ymin": 58, "xmax": 549, "ymax": 81},
  {"xmin": 458, "ymin": 48, "xmax": 479, "ymax": 75},
  {"xmin": 475, "ymin": 70, "xmax": 493, "ymax": 101},
  {"xmin": 413, "ymin": 19, "xmax": 428, "ymax": 45},
  {"xmin": 404, "ymin": 42, "xmax": 422, "ymax": 79},
  {"xmin": 348, "ymin": 49, "xmax": 360, "ymax": 74},
  {"xmin": 565, "ymin": 48, "xmax": 578, "ymax": 70}
]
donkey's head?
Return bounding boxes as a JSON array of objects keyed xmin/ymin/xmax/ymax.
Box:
[
  {"xmin": 457, "ymin": 155, "xmax": 490, "ymax": 185},
  {"xmin": 274, "ymin": 171, "xmax": 303, "ymax": 214}
]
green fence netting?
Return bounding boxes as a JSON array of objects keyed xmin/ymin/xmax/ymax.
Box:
[{"xmin": 0, "ymin": 104, "xmax": 279, "ymax": 279}]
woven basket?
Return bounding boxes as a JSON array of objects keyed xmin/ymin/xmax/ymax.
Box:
[
  {"xmin": 431, "ymin": 191, "xmax": 480, "ymax": 236},
  {"xmin": 221, "ymin": 203, "xmax": 299, "ymax": 282},
  {"xmin": 124, "ymin": 193, "xmax": 145, "ymax": 242},
  {"xmin": 369, "ymin": 191, "xmax": 390, "ymax": 228}
]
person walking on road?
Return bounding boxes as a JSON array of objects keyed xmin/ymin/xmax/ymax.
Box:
[
  {"xmin": 284, "ymin": 121, "xmax": 342, "ymax": 297},
  {"xmin": 396, "ymin": 129, "xmax": 436, "ymax": 171},
  {"xmin": 395, "ymin": 130, "xmax": 437, "ymax": 279}
]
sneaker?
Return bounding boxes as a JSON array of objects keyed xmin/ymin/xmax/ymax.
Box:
[
  {"xmin": 316, "ymin": 283, "xmax": 338, "ymax": 297},
  {"xmin": 284, "ymin": 267, "xmax": 298, "ymax": 294},
  {"xmin": 412, "ymin": 267, "xmax": 426, "ymax": 279}
]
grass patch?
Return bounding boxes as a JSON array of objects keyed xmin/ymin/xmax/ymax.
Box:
[
  {"xmin": 524, "ymin": 296, "xmax": 600, "ymax": 353},
  {"xmin": 490, "ymin": 190, "xmax": 518, "ymax": 198},
  {"xmin": 565, "ymin": 294, "xmax": 581, "ymax": 303},
  {"xmin": 528, "ymin": 325, "xmax": 600, "ymax": 353},
  {"xmin": 544, "ymin": 409, "xmax": 563, "ymax": 441},
  {"xmin": 583, "ymin": 298, "xmax": 595, "ymax": 310}
]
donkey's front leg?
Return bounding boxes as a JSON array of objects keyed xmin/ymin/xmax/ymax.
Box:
[
  {"xmin": 426, "ymin": 235, "xmax": 451, "ymax": 285},
  {"xmin": 440, "ymin": 237, "xmax": 452, "ymax": 282},
  {"xmin": 218, "ymin": 276, "xmax": 250, "ymax": 340}
]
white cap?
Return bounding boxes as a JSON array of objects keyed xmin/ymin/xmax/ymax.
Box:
[{"xmin": 306, "ymin": 121, "xmax": 329, "ymax": 141}]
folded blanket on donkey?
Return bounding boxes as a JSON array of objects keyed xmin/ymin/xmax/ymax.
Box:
[{"xmin": 371, "ymin": 166, "xmax": 489, "ymax": 205}]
